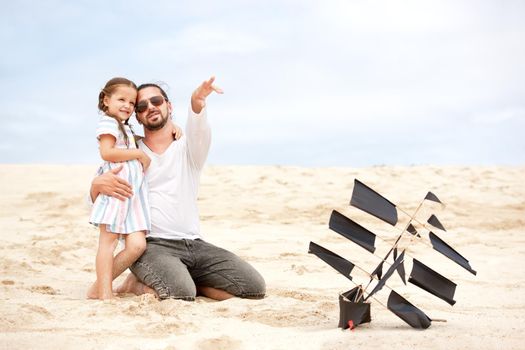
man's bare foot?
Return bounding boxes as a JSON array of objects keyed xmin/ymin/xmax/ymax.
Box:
[
  {"xmin": 197, "ymin": 286, "xmax": 234, "ymax": 301},
  {"xmin": 115, "ymin": 273, "xmax": 156, "ymax": 296}
]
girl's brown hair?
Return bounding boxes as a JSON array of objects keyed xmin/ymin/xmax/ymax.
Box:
[{"xmin": 98, "ymin": 77, "xmax": 138, "ymax": 147}]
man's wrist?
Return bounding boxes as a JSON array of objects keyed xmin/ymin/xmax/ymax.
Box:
[{"xmin": 191, "ymin": 95, "xmax": 205, "ymax": 114}]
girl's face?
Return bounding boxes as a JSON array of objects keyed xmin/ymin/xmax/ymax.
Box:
[{"xmin": 103, "ymin": 85, "xmax": 137, "ymax": 121}]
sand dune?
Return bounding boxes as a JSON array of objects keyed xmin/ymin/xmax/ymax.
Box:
[{"xmin": 1, "ymin": 164, "xmax": 524, "ymax": 349}]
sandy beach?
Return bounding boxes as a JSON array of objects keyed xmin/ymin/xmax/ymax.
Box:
[{"xmin": 1, "ymin": 164, "xmax": 524, "ymax": 349}]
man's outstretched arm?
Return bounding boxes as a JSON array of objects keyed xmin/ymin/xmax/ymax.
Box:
[{"xmin": 186, "ymin": 76, "xmax": 223, "ymax": 170}]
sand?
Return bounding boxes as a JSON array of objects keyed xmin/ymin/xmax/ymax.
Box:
[{"xmin": 1, "ymin": 164, "xmax": 524, "ymax": 349}]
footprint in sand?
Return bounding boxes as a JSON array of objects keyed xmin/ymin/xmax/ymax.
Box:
[
  {"xmin": 21, "ymin": 304, "xmax": 52, "ymax": 317},
  {"xmin": 30, "ymin": 285, "xmax": 58, "ymax": 295},
  {"xmin": 25, "ymin": 192, "xmax": 59, "ymax": 201},
  {"xmin": 197, "ymin": 336, "xmax": 242, "ymax": 350}
]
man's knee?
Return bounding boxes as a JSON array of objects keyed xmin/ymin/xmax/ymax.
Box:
[
  {"xmin": 131, "ymin": 259, "xmax": 197, "ymax": 301},
  {"xmin": 161, "ymin": 279, "xmax": 197, "ymax": 301},
  {"xmin": 198, "ymin": 242, "xmax": 266, "ymax": 299},
  {"xmin": 240, "ymin": 269, "xmax": 266, "ymax": 299},
  {"xmin": 224, "ymin": 261, "xmax": 266, "ymax": 299}
]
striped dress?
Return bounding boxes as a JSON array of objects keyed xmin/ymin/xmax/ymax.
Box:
[{"xmin": 89, "ymin": 115, "xmax": 151, "ymax": 234}]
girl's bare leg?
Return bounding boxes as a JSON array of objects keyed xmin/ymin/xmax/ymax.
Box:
[
  {"xmin": 87, "ymin": 231, "xmax": 146, "ymax": 299},
  {"xmin": 111, "ymin": 231, "xmax": 146, "ymax": 280},
  {"xmin": 93, "ymin": 226, "xmax": 118, "ymax": 300},
  {"xmin": 87, "ymin": 236, "xmax": 118, "ymax": 299}
]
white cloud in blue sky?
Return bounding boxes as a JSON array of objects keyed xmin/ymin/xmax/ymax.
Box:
[{"xmin": 1, "ymin": 0, "xmax": 524, "ymax": 166}]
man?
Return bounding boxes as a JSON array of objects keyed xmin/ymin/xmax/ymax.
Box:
[{"xmin": 90, "ymin": 77, "xmax": 265, "ymax": 300}]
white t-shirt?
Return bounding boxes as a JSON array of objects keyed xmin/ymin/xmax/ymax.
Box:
[{"xmin": 138, "ymin": 107, "xmax": 211, "ymax": 240}]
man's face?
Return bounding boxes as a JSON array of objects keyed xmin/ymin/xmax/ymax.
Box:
[{"xmin": 135, "ymin": 87, "xmax": 171, "ymax": 131}]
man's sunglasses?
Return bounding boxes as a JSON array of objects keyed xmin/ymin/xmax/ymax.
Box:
[{"xmin": 136, "ymin": 96, "xmax": 165, "ymax": 113}]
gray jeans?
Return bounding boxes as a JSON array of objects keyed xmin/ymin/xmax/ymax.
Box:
[{"xmin": 130, "ymin": 237, "xmax": 266, "ymax": 301}]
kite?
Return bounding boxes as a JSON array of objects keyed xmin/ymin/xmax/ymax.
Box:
[{"xmin": 308, "ymin": 179, "xmax": 477, "ymax": 329}]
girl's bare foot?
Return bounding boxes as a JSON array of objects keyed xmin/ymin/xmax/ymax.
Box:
[
  {"xmin": 99, "ymin": 291, "xmax": 115, "ymax": 300},
  {"xmin": 86, "ymin": 282, "xmax": 98, "ymax": 299},
  {"xmin": 87, "ymin": 282, "xmax": 115, "ymax": 300}
]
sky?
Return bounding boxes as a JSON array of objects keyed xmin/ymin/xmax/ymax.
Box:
[{"xmin": 1, "ymin": 0, "xmax": 524, "ymax": 166}]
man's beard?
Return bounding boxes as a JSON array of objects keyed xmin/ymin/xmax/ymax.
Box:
[{"xmin": 142, "ymin": 111, "xmax": 169, "ymax": 131}]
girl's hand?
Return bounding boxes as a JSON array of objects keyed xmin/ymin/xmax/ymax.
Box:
[
  {"xmin": 138, "ymin": 152, "xmax": 151, "ymax": 171},
  {"xmin": 172, "ymin": 122, "xmax": 183, "ymax": 140}
]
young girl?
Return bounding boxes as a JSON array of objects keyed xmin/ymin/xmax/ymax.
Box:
[{"xmin": 87, "ymin": 77, "xmax": 151, "ymax": 300}]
